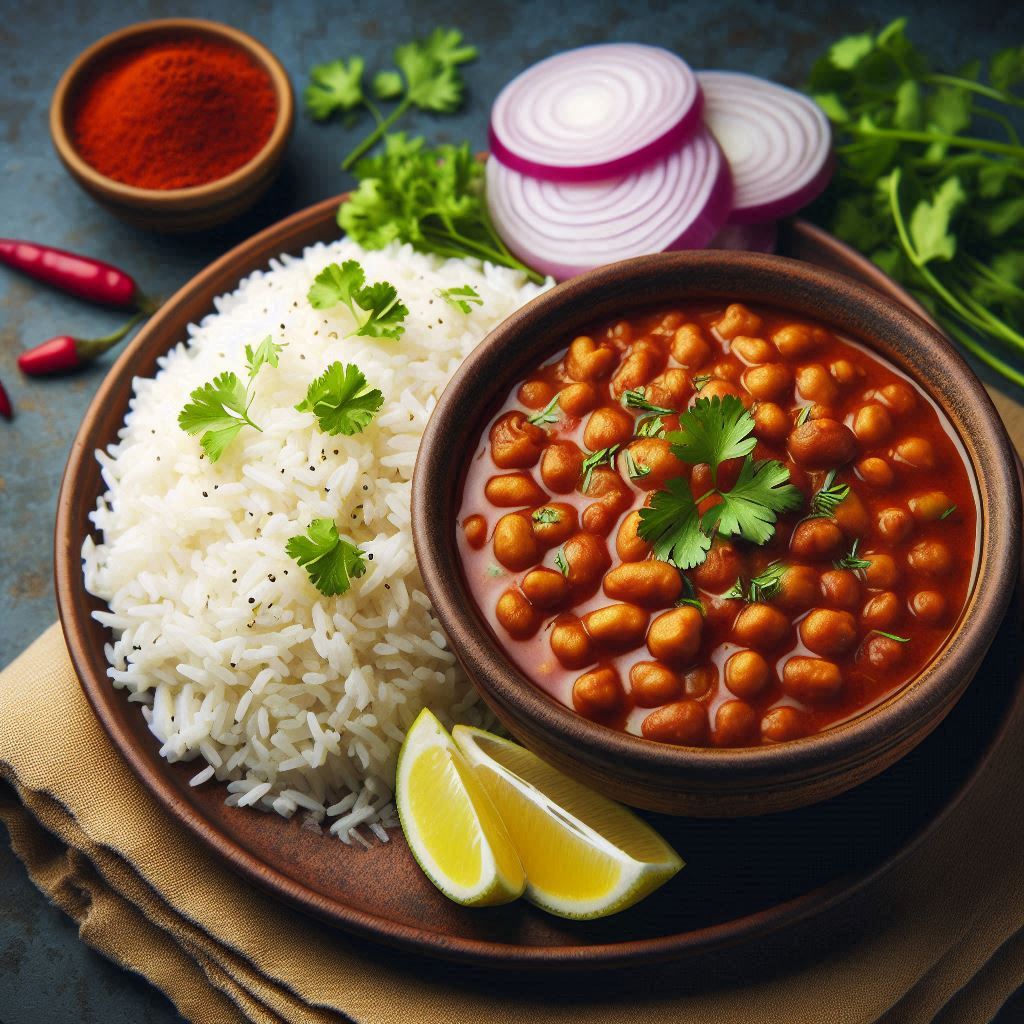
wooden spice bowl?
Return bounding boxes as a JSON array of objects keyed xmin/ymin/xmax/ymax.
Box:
[
  {"xmin": 49, "ymin": 18, "xmax": 294, "ymax": 233},
  {"xmin": 412, "ymin": 251, "xmax": 1021, "ymax": 817}
]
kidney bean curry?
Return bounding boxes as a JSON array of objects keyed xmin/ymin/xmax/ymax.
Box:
[{"xmin": 457, "ymin": 302, "xmax": 977, "ymax": 748}]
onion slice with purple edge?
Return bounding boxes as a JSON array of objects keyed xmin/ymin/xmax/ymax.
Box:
[
  {"xmin": 486, "ymin": 127, "xmax": 732, "ymax": 281},
  {"xmin": 698, "ymin": 70, "xmax": 833, "ymax": 225},
  {"xmin": 708, "ymin": 221, "xmax": 778, "ymax": 253},
  {"xmin": 489, "ymin": 43, "xmax": 703, "ymax": 183}
]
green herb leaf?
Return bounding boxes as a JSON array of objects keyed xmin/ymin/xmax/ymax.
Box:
[
  {"xmin": 308, "ymin": 260, "xmax": 366, "ymax": 310},
  {"xmin": 623, "ymin": 449, "xmax": 651, "ymax": 481},
  {"xmin": 692, "ymin": 374, "xmax": 712, "ymax": 391},
  {"xmin": 305, "ymin": 57, "xmax": 366, "ymax": 121},
  {"xmin": 809, "ymin": 469, "xmax": 850, "ymax": 518},
  {"xmin": 295, "ymin": 362, "xmax": 384, "ymax": 436},
  {"xmin": 873, "ymin": 630, "xmax": 910, "ymax": 643},
  {"xmin": 990, "ymin": 47, "xmax": 1024, "ymax": 92},
  {"xmin": 178, "ymin": 371, "xmax": 260, "ymax": 463},
  {"xmin": 667, "ymin": 395, "xmax": 758, "ymax": 479},
  {"xmin": 729, "ymin": 561, "xmax": 789, "ymax": 604},
  {"xmin": 554, "ymin": 548, "xmax": 569, "ymax": 576},
  {"xmin": 526, "ymin": 394, "xmax": 561, "ymax": 426},
  {"xmin": 795, "ymin": 405, "xmax": 812, "ymax": 427},
  {"xmin": 286, "ymin": 519, "xmax": 366, "ymax": 597},
  {"xmin": 244, "ymin": 336, "xmax": 285, "ymax": 379},
  {"xmin": 622, "ymin": 388, "xmax": 674, "ymax": 415},
  {"xmin": 940, "ymin": 503, "xmax": 957, "ymax": 520},
  {"xmin": 396, "ymin": 44, "xmax": 462, "ymax": 113},
  {"xmin": 372, "ymin": 70, "xmax": 404, "ymax": 100},
  {"xmin": 353, "ymin": 281, "xmax": 409, "ymax": 340},
  {"xmin": 580, "ymin": 445, "xmax": 619, "ymax": 492},
  {"xmin": 706, "ymin": 458, "xmax": 803, "ymax": 546},
  {"xmin": 307, "ymin": 260, "xmax": 408, "ymax": 340},
  {"xmin": 908, "ymin": 177, "xmax": 965, "ymax": 264},
  {"xmin": 637, "ymin": 478, "xmax": 712, "ymax": 570},
  {"xmin": 437, "ymin": 284, "xmax": 483, "ymax": 313},
  {"xmin": 532, "ymin": 507, "xmax": 562, "ymax": 524},
  {"xmin": 636, "ymin": 414, "xmax": 666, "ymax": 438},
  {"xmin": 834, "ymin": 538, "xmax": 873, "ymax": 573}
]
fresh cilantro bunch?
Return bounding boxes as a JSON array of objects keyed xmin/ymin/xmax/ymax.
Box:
[
  {"xmin": 806, "ymin": 19, "xmax": 1024, "ymax": 386},
  {"xmin": 637, "ymin": 396, "xmax": 802, "ymax": 569},
  {"xmin": 339, "ymin": 133, "xmax": 544, "ymax": 284},
  {"xmin": 308, "ymin": 260, "xmax": 408, "ymax": 340},
  {"xmin": 286, "ymin": 519, "xmax": 366, "ymax": 597},
  {"xmin": 304, "ymin": 27, "xmax": 478, "ymax": 170},
  {"xmin": 296, "ymin": 362, "xmax": 385, "ymax": 436},
  {"xmin": 177, "ymin": 337, "xmax": 284, "ymax": 462}
]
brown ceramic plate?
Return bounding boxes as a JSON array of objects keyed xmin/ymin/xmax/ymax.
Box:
[{"xmin": 54, "ymin": 197, "xmax": 1024, "ymax": 967}]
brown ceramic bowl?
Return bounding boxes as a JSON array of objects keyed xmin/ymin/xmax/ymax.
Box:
[
  {"xmin": 49, "ymin": 18, "xmax": 294, "ymax": 233},
  {"xmin": 412, "ymin": 251, "xmax": 1021, "ymax": 817}
]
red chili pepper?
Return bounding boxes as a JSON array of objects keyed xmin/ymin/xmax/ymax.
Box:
[
  {"xmin": 0, "ymin": 378, "xmax": 12, "ymax": 420},
  {"xmin": 0, "ymin": 239, "xmax": 157, "ymax": 312},
  {"xmin": 17, "ymin": 312, "xmax": 147, "ymax": 376}
]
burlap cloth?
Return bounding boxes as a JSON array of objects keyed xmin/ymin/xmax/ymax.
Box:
[{"xmin": 2, "ymin": 390, "xmax": 1023, "ymax": 1023}]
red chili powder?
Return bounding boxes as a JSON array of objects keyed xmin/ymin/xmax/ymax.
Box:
[{"xmin": 71, "ymin": 34, "xmax": 278, "ymax": 190}]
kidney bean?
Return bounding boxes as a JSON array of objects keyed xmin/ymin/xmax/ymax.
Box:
[
  {"xmin": 616, "ymin": 510, "xmax": 652, "ymax": 562},
  {"xmin": 495, "ymin": 589, "xmax": 540, "ymax": 639},
  {"xmin": 485, "ymin": 472, "xmax": 548, "ymax": 507},
  {"xmin": 629, "ymin": 661, "xmax": 683, "ymax": 707},
  {"xmin": 490, "ymin": 411, "xmax": 546, "ymax": 469},
  {"xmin": 782, "ymin": 656, "xmax": 843, "ymax": 703},
  {"xmin": 583, "ymin": 603, "xmax": 650, "ymax": 652},
  {"xmin": 572, "ymin": 666, "xmax": 623, "ymax": 718},
  {"xmin": 603, "ymin": 560, "xmax": 683, "ymax": 607},
  {"xmin": 583, "ymin": 405, "xmax": 634, "ymax": 450},
  {"xmin": 462, "ymin": 514, "xmax": 487, "ymax": 549},
  {"xmin": 761, "ymin": 706, "xmax": 808, "ymax": 742},
  {"xmin": 493, "ymin": 513, "xmax": 540, "ymax": 571},
  {"xmin": 541, "ymin": 441, "xmax": 584, "ymax": 493},
  {"xmin": 550, "ymin": 616, "xmax": 594, "ymax": 669},
  {"xmin": 521, "ymin": 568, "xmax": 570, "ymax": 610},
  {"xmin": 713, "ymin": 700, "xmax": 758, "ymax": 747},
  {"xmin": 732, "ymin": 604, "xmax": 790, "ymax": 651},
  {"xmin": 647, "ymin": 605, "xmax": 704, "ymax": 664},
  {"xmin": 641, "ymin": 700, "xmax": 709, "ymax": 745},
  {"xmin": 725, "ymin": 649, "xmax": 771, "ymax": 699}
]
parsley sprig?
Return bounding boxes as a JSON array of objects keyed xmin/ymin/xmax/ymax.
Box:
[
  {"xmin": 178, "ymin": 336, "xmax": 283, "ymax": 462},
  {"xmin": 305, "ymin": 28, "xmax": 478, "ymax": 170},
  {"xmin": 308, "ymin": 260, "xmax": 408, "ymax": 340},
  {"xmin": 637, "ymin": 396, "xmax": 802, "ymax": 569},
  {"xmin": 286, "ymin": 519, "xmax": 366, "ymax": 597},
  {"xmin": 296, "ymin": 362, "xmax": 384, "ymax": 436}
]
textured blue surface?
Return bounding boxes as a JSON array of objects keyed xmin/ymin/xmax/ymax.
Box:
[{"xmin": 2, "ymin": 1, "xmax": 1023, "ymax": 1021}]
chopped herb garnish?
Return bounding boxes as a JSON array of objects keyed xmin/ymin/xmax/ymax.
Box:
[
  {"xmin": 635, "ymin": 414, "xmax": 666, "ymax": 438},
  {"xmin": 692, "ymin": 374, "xmax": 712, "ymax": 391},
  {"xmin": 532, "ymin": 507, "xmax": 562, "ymax": 524},
  {"xmin": 676, "ymin": 573, "xmax": 706, "ymax": 616},
  {"xmin": 554, "ymin": 548, "xmax": 569, "ymax": 576},
  {"xmin": 307, "ymin": 260, "xmax": 408, "ymax": 340},
  {"xmin": 526, "ymin": 393, "xmax": 561, "ymax": 426},
  {"xmin": 486, "ymin": 563, "xmax": 504, "ymax": 577},
  {"xmin": 623, "ymin": 449, "xmax": 651, "ymax": 480},
  {"xmin": 727, "ymin": 561, "xmax": 789, "ymax": 603},
  {"xmin": 437, "ymin": 284, "xmax": 483, "ymax": 313},
  {"xmin": 873, "ymin": 630, "xmax": 910, "ymax": 643},
  {"xmin": 795, "ymin": 405, "xmax": 812, "ymax": 427},
  {"xmin": 622, "ymin": 387, "xmax": 674, "ymax": 415},
  {"xmin": 834, "ymin": 537, "xmax": 873, "ymax": 573},
  {"xmin": 637, "ymin": 396, "xmax": 801, "ymax": 569},
  {"xmin": 940, "ymin": 504, "xmax": 957, "ymax": 520},
  {"xmin": 286, "ymin": 519, "xmax": 366, "ymax": 596},
  {"xmin": 295, "ymin": 362, "xmax": 384, "ymax": 436},
  {"xmin": 808, "ymin": 469, "xmax": 851, "ymax": 518},
  {"xmin": 244, "ymin": 336, "xmax": 286, "ymax": 379},
  {"xmin": 580, "ymin": 445, "xmax": 620, "ymax": 492}
]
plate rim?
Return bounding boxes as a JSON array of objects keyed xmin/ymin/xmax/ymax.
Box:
[{"xmin": 53, "ymin": 197, "xmax": 1021, "ymax": 967}]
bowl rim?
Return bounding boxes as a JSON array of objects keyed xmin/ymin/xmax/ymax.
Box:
[
  {"xmin": 48, "ymin": 17, "xmax": 294, "ymax": 205},
  {"xmin": 412, "ymin": 250, "xmax": 1021, "ymax": 791}
]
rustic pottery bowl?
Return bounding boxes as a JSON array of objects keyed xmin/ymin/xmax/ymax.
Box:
[
  {"xmin": 49, "ymin": 18, "xmax": 294, "ymax": 233},
  {"xmin": 412, "ymin": 251, "xmax": 1021, "ymax": 817}
]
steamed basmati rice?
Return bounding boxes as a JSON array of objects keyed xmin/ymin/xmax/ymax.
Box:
[{"xmin": 82, "ymin": 239, "xmax": 548, "ymax": 840}]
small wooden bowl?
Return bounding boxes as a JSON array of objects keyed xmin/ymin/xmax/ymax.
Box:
[
  {"xmin": 49, "ymin": 18, "xmax": 294, "ymax": 233},
  {"xmin": 412, "ymin": 251, "xmax": 1021, "ymax": 817}
]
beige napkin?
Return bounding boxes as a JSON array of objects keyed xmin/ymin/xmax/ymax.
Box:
[{"xmin": 1, "ymin": 619, "xmax": 1023, "ymax": 1024}]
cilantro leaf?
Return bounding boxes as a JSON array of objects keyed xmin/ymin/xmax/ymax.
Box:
[
  {"xmin": 286, "ymin": 519, "xmax": 366, "ymax": 597},
  {"xmin": 307, "ymin": 260, "xmax": 407, "ymax": 340},
  {"xmin": 396, "ymin": 43, "xmax": 462, "ymax": 112},
  {"xmin": 305, "ymin": 57, "xmax": 365, "ymax": 121},
  {"xmin": 727, "ymin": 561, "xmax": 789, "ymax": 604},
  {"xmin": 373, "ymin": 70, "xmax": 404, "ymax": 100},
  {"xmin": 353, "ymin": 281, "xmax": 409, "ymax": 340},
  {"xmin": 526, "ymin": 394, "xmax": 561, "ymax": 426},
  {"xmin": 990, "ymin": 47, "xmax": 1024, "ymax": 93},
  {"xmin": 295, "ymin": 362, "xmax": 384, "ymax": 436},
  {"xmin": 580, "ymin": 445, "xmax": 619, "ymax": 492},
  {"xmin": 178, "ymin": 371, "xmax": 261, "ymax": 463},
  {"xmin": 667, "ymin": 395, "xmax": 757, "ymax": 478},
  {"xmin": 244, "ymin": 336, "xmax": 285, "ymax": 379},
  {"xmin": 437, "ymin": 284, "xmax": 483, "ymax": 314},
  {"xmin": 909, "ymin": 177, "xmax": 965, "ymax": 264},
  {"xmin": 706, "ymin": 459, "xmax": 803, "ymax": 546},
  {"xmin": 309, "ymin": 260, "xmax": 365, "ymax": 310},
  {"xmin": 419, "ymin": 27, "xmax": 478, "ymax": 67},
  {"xmin": 532, "ymin": 507, "xmax": 562, "ymax": 524},
  {"xmin": 637, "ymin": 478, "xmax": 711, "ymax": 570}
]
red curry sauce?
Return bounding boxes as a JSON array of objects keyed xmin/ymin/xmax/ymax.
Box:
[{"xmin": 456, "ymin": 302, "xmax": 978, "ymax": 747}]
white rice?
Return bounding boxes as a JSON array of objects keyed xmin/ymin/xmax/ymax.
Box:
[{"xmin": 82, "ymin": 239, "xmax": 548, "ymax": 840}]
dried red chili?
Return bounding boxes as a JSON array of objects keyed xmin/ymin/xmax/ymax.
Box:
[{"xmin": 71, "ymin": 34, "xmax": 277, "ymax": 190}]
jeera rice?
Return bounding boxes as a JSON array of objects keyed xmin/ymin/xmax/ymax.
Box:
[{"xmin": 83, "ymin": 240, "xmax": 548, "ymax": 841}]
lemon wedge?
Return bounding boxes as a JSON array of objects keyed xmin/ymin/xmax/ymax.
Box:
[
  {"xmin": 396, "ymin": 708, "xmax": 525, "ymax": 907},
  {"xmin": 452, "ymin": 725, "xmax": 683, "ymax": 920}
]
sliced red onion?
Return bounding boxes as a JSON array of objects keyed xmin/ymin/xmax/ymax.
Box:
[
  {"xmin": 708, "ymin": 221, "xmax": 778, "ymax": 253},
  {"xmin": 698, "ymin": 71, "xmax": 833, "ymax": 224},
  {"xmin": 486, "ymin": 127, "xmax": 732, "ymax": 281},
  {"xmin": 489, "ymin": 44, "xmax": 703, "ymax": 183}
]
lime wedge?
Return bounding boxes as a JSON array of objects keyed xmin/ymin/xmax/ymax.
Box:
[
  {"xmin": 452, "ymin": 725, "xmax": 683, "ymax": 919},
  {"xmin": 396, "ymin": 709, "xmax": 525, "ymax": 907}
]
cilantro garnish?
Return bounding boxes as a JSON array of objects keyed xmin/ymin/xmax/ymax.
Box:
[
  {"xmin": 308, "ymin": 260, "xmax": 408, "ymax": 340},
  {"xmin": 622, "ymin": 388, "xmax": 674, "ymax": 415},
  {"xmin": 834, "ymin": 538, "xmax": 873, "ymax": 573},
  {"xmin": 526, "ymin": 394, "xmax": 561, "ymax": 426},
  {"xmin": 532, "ymin": 507, "xmax": 562, "ymax": 524},
  {"xmin": 808, "ymin": 469, "xmax": 850, "ymax": 518},
  {"xmin": 286, "ymin": 519, "xmax": 366, "ymax": 597},
  {"xmin": 580, "ymin": 445, "xmax": 619, "ymax": 492},
  {"xmin": 623, "ymin": 449, "xmax": 651, "ymax": 481},
  {"xmin": 692, "ymin": 374, "xmax": 712, "ymax": 391},
  {"xmin": 940, "ymin": 504, "xmax": 958, "ymax": 520},
  {"xmin": 795, "ymin": 405, "xmax": 812, "ymax": 427},
  {"xmin": 554, "ymin": 548, "xmax": 569, "ymax": 577},
  {"xmin": 873, "ymin": 630, "xmax": 910, "ymax": 643},
  {"xmin": 677, "ymin": 574, "xmax": 706, "ymax": 616},
  {"xmin": 295, "ymin": 362, "xmax": 384, "ymax": 436},
  {"xmin": 244, "ymin": 336, "xmax": 285, "ymax": 379},
  {"xmin": 339, "ymin": 134, "xmax": 543, "ymax": 283},
  {"xmin": 637, "ymin": 396, "xmax": 801, "ymax": 569},
  {"xmin": 304, "ymin": 29, "xmax": 478, "ymax": 170},
  {"xmin": 726, "ymin": 561, "xmax": 789, "ymax": 604},
  {"xmin": 437, "ymin": 284, "xmax": 483, "ymax": 313},
  {"xmin": 636, "ymin": 415, "xmax": 666, "ymax": 439}
]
